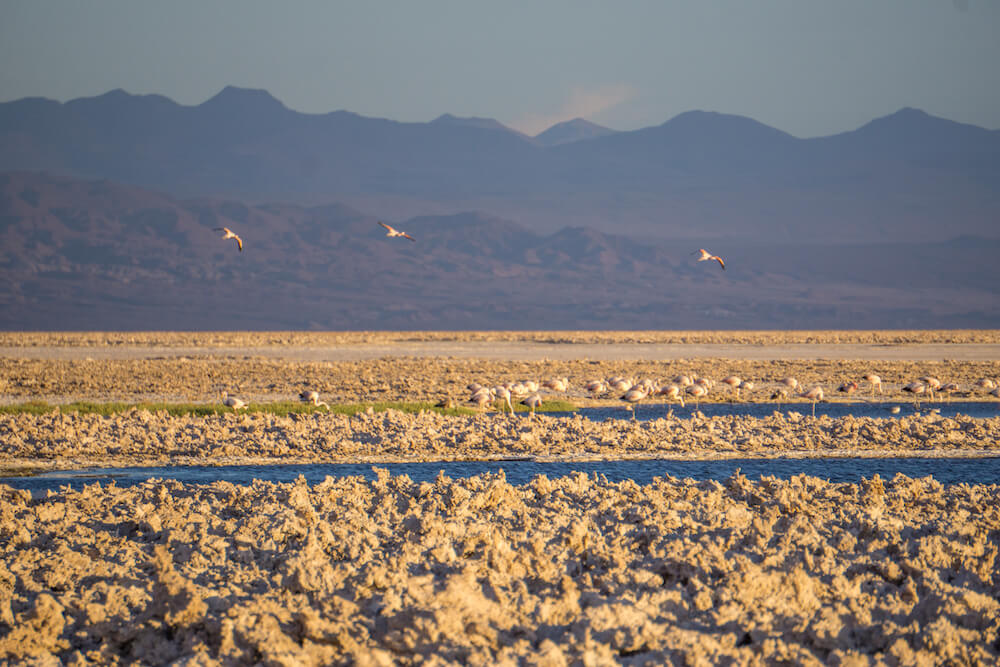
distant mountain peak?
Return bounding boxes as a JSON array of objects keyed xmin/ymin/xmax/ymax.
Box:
[
  {"xmin": 430, "ymin": 113, "xmax": 523, "ymax": 136},
  {"xmin": 534, "ymin": 118, "xmax": 616, "ymax": 146},
  {"xmin": 200, "ymin": 86, "xmax": 287, "ymax": 111}
]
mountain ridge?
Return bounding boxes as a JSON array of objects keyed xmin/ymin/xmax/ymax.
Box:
[{"xmin": 0, "ymin": 87, "xmax": 997, "ymax": 244}]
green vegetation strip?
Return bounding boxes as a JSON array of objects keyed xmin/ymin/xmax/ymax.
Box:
[{"xmin": 0, "ymin": 399, "xmax": 578, "ymax": 417}]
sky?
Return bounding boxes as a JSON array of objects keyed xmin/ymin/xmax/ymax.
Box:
[{"xmin": 1, "ymin": 0, "xmax": 998, "ymax": 138}]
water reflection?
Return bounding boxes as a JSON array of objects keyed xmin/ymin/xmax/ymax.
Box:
[{"xmin": 7, "ymin": 456, "xmax": 1000, "ymax": 497}]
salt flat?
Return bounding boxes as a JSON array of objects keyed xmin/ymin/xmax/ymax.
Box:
[{"xmin": 3, "ymin": 341, "xmax": 1000, "ymax": 361}]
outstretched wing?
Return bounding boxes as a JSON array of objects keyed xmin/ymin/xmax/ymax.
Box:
[
  {"xmin": 714, "ymin": 256, "xmax": 725, "ymax": 270},
  {"xmin": 402, "ymin": 232, "xmax": 415, "ymax": 242},
  {"xmin": 236, "ymin": 236, "xmax": 243, "ymax": 252},
  {"xmin": 378, "ymin": 221, "xmax": 395, "ymax": 233}
]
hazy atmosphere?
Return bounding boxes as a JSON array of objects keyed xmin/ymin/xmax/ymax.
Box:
[
  {"xmin": 3, "ymin": 1, "xmax": 999, "ymax": 137},
  {"xmin": 1, "ymin": 1, "xmax": 999, "ymax": 330}
]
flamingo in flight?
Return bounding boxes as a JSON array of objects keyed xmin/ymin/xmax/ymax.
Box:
[
  {"xmin": 695, "ymin": 248, "xmax": 725, "ymax": 270},
  {"xmin": 378, "ymin": 221, "xmax": 415, "ymax": 242},
  {"xmin": 214, "ymin": 227, "xmax": 243, "ymax": 252}
]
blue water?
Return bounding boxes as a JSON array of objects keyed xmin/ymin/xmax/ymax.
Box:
[
  {"xmin": 565, "ymin": 401, "xmax": 999, "ymax": 422},
  {"xmin": 5, "ymin": 457, "xmax": 999, "ymax": 496}
]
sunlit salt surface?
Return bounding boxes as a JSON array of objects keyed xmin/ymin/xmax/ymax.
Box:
[{"xmin": 7, "ymin": 457, "xmax": 1000, "ymax": 497}]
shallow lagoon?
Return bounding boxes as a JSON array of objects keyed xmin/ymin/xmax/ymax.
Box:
[{"xmin": 8, "ymin": 455, "xmax": 1000, "ymax": 496}]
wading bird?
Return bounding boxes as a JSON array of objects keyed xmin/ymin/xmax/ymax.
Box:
[
  {"xmin": 770, "ymin": 387, "xmax": 788, "ymax": 407},
  {"xmin": 656, "ymin": 383, "xmax": 685, "ymax": 408},
  {"xmin": 542, "ymin": 377, "xmax": 569, "ymax": 392},
  {"xmin": 799, "ymin": 386, "xmax": 824, "ymax": 417},
  {"xmin": 214, "ymin": 227, "xmax": 243, "ymax": 252},
  {"xmin": 901, "ymin": 381, "xmax": 927, "ymax": 407},
  {"xmin": 220, "ymin": 391, "xmax": 247, "ymax": 412},
  {"xmin": 685, "ymin": 383, "xmax": 708, "ymax": 408},
  {"xmin": 378, "ymin": 221, "xmax": 415, "ymax": 241},
  {"xmin": 620, "ymin": 386, "xmax": 649, "ymax": 421},
  {"xmin": 695, "ymin": 248, "xmax": 726, "ymax": 270},
  {"xmin": 862, "ymin": 374, "xmax": 882, "ymax": 397},
  {"xmin": 975, "ymin": 378, "xmax": 996, "ymax": 392},
  {"xmin": 721, "ymin": 376, "xmax": 742, "ymax": 399},
  {"xmin": 837, "ymin": 381, "xmax": 858, "ymax": 396},
  {"xmin": 493, "ymin": 385, "xmax": 513, "ymax": 414},
  {"xmin": 299, "ymin": 390, "xmax": 330, "ymax": 410},
  {"xmin": 521, "ymin": 393, "xmax": 543, "ymax": 419},
  {"xmin": 469, "ymin": 387, "xmax": 493, "ymax": 411}
]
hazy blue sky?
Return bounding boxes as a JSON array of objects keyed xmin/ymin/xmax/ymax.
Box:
[{"xmin": 2, "ymin": 1, "xmax": 998, "ymax": 137}]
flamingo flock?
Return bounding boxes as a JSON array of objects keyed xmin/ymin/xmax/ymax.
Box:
[{"xmin": 215, "ymin": 369, "xmax": 999, "ymax": 423}]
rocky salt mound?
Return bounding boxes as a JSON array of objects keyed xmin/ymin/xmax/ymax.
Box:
[
  {"xmin": 2, "ymin": 410, "xmax": 999, "ymax": 470},
  {"xmin": 1, "ymin": 472, "xmax": 998, "ymax": 664}
]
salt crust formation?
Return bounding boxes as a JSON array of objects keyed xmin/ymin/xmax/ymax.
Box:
[
  {"xmin": 1, "ymin": 471, "xmax": 998, "ymax": 664},
  {"xmin": 2, "ymin": 410, "xmax": 999, "ymax": 469},
  {"xmin": 3, "ymin": 356, "xmax": 999, "ymax": 406}
]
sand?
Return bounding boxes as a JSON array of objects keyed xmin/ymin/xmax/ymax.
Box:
[{"xmin": 2, "ymin": 331, "xmax": 1000, "ymax": 663}]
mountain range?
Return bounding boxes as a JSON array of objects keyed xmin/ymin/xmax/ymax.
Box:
[
  {"xmin": 2, "ymin": 171, "xmax": 997, "ymax": 330},
  {"xmin": 1, "ymin": 87, "xmax": 998, "ymax": 243}
]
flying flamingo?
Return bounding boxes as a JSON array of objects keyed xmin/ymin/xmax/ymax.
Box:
[
  {"xmin": 695, "ymin": 248, "xmax": 725, "ymax": 270},
  {"xmin": 299, "ymin": 390, "xmax": 330, "ymax": 410},
  {"xmin": 214, "ymin": 227, "xmax": 243, "ymax": 252},
  {"xmin": 378, "ymin": 221, "xmax": 415, "ymax": 241},
  {"xmin": 220, "ymin": 391, "xmax": 247, "ymax": 412}
]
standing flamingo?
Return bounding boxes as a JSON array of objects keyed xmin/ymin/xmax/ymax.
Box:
[
  {"xmin": 521, "ymin": 393, "xmax": 543, "ymax": 419},
  {"xmin": 620, "ymin": 386, "xmax": 649, "ymax": 421},
  {"xmin": 220, "ymin": 391, "xmax": 247, "ymax": 412},
  {"xmin": 299, "ymin": 390, "xmax": 330, "ymax": 410},
  {"xmin": 685, "ymin": 384, "xmax": 708, "ymax": 408},
  {"xmin": 721, "ymin": 376, "xmax": 742, "ymax": 399},
  {"xmin": 799, "ymin": 386, "xmax": 824, "ymax": 417},
  {"xmin": 862, "ymin": 374, "xmax": 882, "ymax": 397},
  {"xmin": 493, "ymin": 386, "xmax": 513, "ymax": 414}
]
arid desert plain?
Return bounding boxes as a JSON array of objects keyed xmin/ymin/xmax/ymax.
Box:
[{"xmin": 2, "ymin": 330, "xmax": 999, "ymax": 664}]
